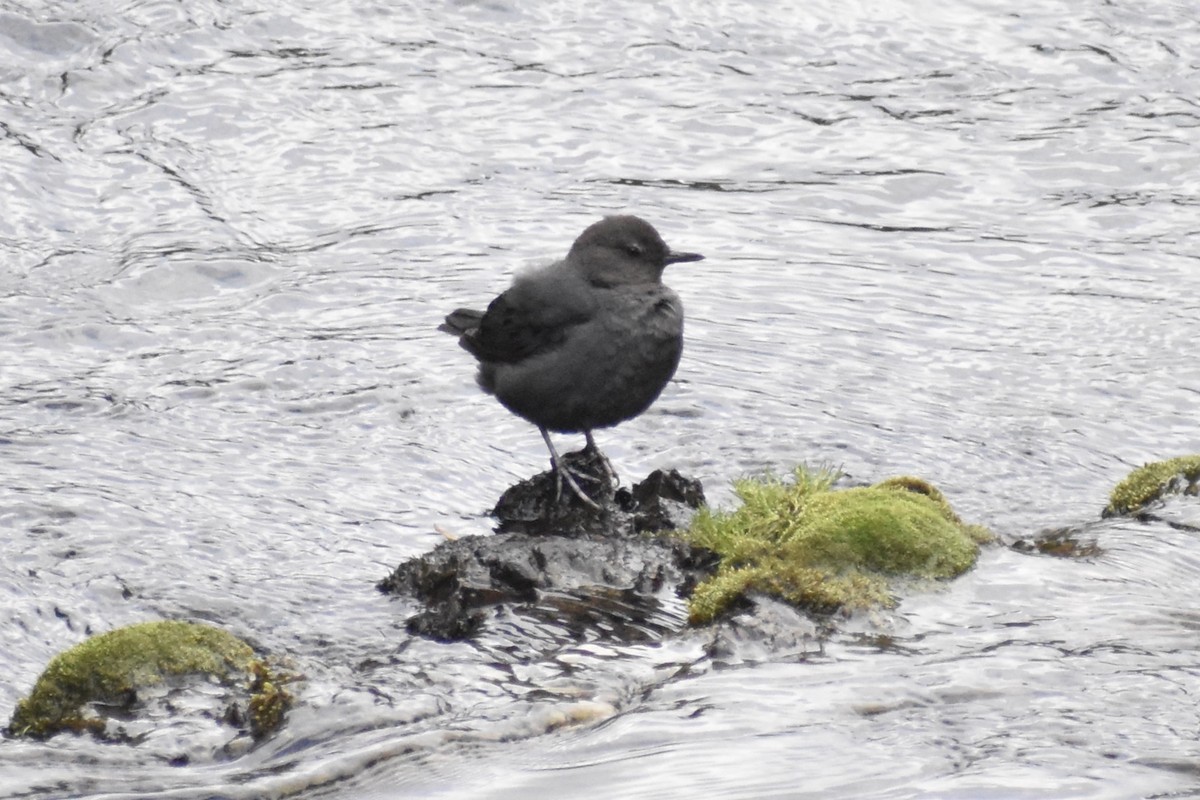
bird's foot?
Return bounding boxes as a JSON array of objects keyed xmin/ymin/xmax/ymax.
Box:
[
  {"xmin": 541, "ymin": 428, "xmax": 611, "ymax": 510},
  {"xmin": 582, "ymin": 432, "xmax": 620, "ymax": 487},
  {"xmin": 552, "ymin": 462, "xmax": 601, "ymax": 510}
]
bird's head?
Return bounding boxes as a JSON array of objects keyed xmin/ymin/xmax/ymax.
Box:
[{"xmin": 568, "ymin": 215, "xmax": 703, "ymax": 287}]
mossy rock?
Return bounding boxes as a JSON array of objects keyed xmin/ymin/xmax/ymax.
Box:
[
  {"xmin": 1103, "ymin": 455, "xmax": 1200, "ymax": 518},
  {"xmin": 9, "ymin": 620, "xmax": 293, "ymax": 741},
  {"xmin": 685, "ymin": 467, "xmax": 993, "ymax": 624}
]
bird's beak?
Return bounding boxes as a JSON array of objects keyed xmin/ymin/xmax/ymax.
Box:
[{"xmin": 665, "ymin": 250, "xmax": 704, "ymax": 265}]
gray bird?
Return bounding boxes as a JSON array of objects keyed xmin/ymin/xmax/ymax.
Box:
[{"xmin": 441, "ymin": 215, "xmax": 703, "ymax": 509}]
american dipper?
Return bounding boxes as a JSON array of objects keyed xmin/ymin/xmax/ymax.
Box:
[{"xmin": 441, "ymin": 215, "xmax": 703, "ymax": 509}]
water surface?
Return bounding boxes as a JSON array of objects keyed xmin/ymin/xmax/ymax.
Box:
[{"xmin": 2, "ymin": 0, "xmax": 1199, "ymax": 797}]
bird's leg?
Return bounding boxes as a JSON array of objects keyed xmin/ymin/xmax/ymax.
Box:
[
  {"xmin": 540, "ymin": 428, "xmax": 600, "ymax": 510},
  {"xmin": 583, "ymin": 431, "xmax": 619, "ymax": 487}
]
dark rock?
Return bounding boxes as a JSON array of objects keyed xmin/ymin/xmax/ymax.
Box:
[
  {"xmin": 616, "ymin": 467, "xmax": 706, "ymax": 533},
  {"xmin": 490, "ymin": 446, "xmax": 621, "ymax": 535},
  {"xmin": 379, "ymin": 464, "xmax": 713, "ymax": 642},
  {"xmin": 491, "ymin": 447, "xmax": 704, "ymax": 536},
  {"xmin": 1009, "ymin": 526, "xmax": 1104, "ymax": 558}
]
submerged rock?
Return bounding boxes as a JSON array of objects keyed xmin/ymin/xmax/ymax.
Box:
[
  {"xmin": 8, "ymin": 620, "xmax": 294, "ymax": 748},
  {"xmin": 1011, "ymin": 455, "xmax": 1200, "ymax": 559},
  {"xmin": 1010, "ymin": 526, "xmax": 1105, "ymax": 559},
  {"xmin": 379, "ymin": 457, "xmax": 714, "ymax": 641}
]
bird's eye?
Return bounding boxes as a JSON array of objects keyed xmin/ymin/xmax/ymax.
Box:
[{"xmin": 625, "ymin": 242, "xmax": 644, "ymax": 257}]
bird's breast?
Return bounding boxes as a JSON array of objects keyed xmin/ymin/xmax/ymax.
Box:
[{"xmin": 486, "ymin": 285, "xmax": 684, "ymax": 433}]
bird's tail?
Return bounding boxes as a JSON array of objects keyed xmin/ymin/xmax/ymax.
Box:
[{"xmin": 438, "ymin": 308, "xmax": 484, "ymax": 335}]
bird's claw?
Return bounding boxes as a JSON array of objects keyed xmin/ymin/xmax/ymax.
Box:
[
  {"xmin": 552, "ymin": 464, "xmax": 601, "ymax": 510},
  {"xmin": 582, "ymin": 432, "xmax": 619, "ymax": 487}
]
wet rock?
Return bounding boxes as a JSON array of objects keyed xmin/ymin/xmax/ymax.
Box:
[
  {"xmin": 1010, "ymin": 526, "xmax": 1105, "ymax": 558},
  {"xmin": 1103, "ymin": 454, "xmax": 1200, "ymax": 518},
  {"xmin": 7, "ymin": 620, "xmax": 295, "ymax": 751},
  {"xmin": 618, "ymin": 466, "xmax": 708, "ymax": 534},
  {"xmin": 379, "ymin": 457, "xmax": 714, "ymax": 642},
  {"xmin": 1013, "ymin": 458, "xmax": 1200, "ymax": 558},
  {"xmin": 489, "ymin": 446, "xmax": 704, "ymax": 536},
  {"xmin": 703, "ymin": 596, "xmax": 827, "ymax": 665}
]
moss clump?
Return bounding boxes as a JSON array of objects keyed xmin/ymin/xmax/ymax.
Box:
[
  {"xmin": 685, "ymin": 467, "xmax": 992, "ymax": 624},
  {"xmin": 246, "ymin": 658, "xmax": 295, "ymax": 740},
  {"xmin": 1103, "ymin": 455, "xmax": 1200, "ymax": 517},
  {"xmin": 9, "ymin": 620, "xmax": 262, "ymax": 740}
]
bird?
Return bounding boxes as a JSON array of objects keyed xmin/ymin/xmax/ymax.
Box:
[{"xmin": 440, "ymin": 215, "xmax": 703, "ymax": 509}]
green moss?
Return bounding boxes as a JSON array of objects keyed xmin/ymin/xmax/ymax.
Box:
[
  {"xmin": 9, "ymin": 620, "xmax": 257, "ymax": 740},
  {"xmin": 1104, "ymin": 455, "xmax": 1200, "ymax": 517},
  {"xmin": 685, "ymin": 466, "xmax": 992, "ymax": 624},
  {"xmin": 246, "ymin": 658, "xmax": 295, "ymax": 740}
]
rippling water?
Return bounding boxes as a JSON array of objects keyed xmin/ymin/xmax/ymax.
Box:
[{"xmin": 3, "ymin": 0, "xmax": 1199, "ymax": 797}]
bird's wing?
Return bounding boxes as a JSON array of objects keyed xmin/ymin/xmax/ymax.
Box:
[{"xmin": 462, "ymin": 278, "xmax": 593, "ymax": 363}]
